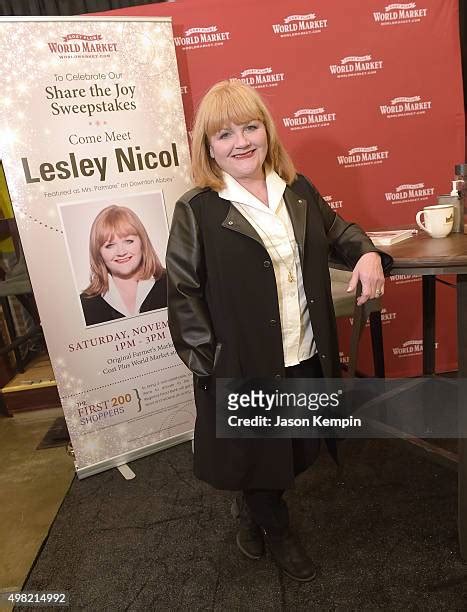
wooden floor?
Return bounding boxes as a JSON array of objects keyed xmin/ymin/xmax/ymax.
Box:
[
  {"xmin": 1, "ymin": 353, "xmax": 55, "ymax": 394},
  {"xmin": 1, "ymin": 354, "xmax": 60, "ymax": 416}
]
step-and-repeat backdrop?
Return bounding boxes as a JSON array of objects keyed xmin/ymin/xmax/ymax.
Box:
[
  {"xmin": 0, "ymin": 3, "xmax": 464, "ymax": 476},
  {"xmin": 102, "ymin": 0, "xmax": 465, "ymax": 377}
]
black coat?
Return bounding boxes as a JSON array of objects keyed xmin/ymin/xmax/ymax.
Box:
[
  {"xmin": 166, "ymin": 175, "xmax": 392, "ymax": 490},
  {"xmin": 80, "ymin": 273, "xmax": 167, "ymax": 326}
]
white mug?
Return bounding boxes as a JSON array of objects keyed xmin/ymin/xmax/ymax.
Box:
[{"xmin": 416, "ymin": 204, "xmax": 454, "ymax": 238}]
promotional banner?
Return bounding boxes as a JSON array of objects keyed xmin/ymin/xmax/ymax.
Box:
[
  {"xmin": 0, "ymin": 17, "xmax": 195, "ymax": 477},
  {"xmin": 102, "ymin": 0, "xmax": 465, "ymax": 377}
]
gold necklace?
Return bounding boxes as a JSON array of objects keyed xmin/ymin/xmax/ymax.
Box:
[{"xmin": 238, "ymin": 203, "xmax": 297, "ymax": 283}]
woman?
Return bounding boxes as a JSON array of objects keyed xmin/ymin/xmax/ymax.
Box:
[
  {"xmin": 166, "ymin": 80, "xmax": 392, "ymax": 581},
  {"xmin": 80, "ymin": 205, "xmax": 166, "ymax": 326}
]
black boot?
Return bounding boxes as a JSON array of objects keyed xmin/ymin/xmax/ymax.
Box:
[
  {"xmin": 262, "ymin": 529, "xmax": 317, "ymax": 582},
  {"xmin": 231, "ymin": 496, "xmax": 265, "ymax": 560}
]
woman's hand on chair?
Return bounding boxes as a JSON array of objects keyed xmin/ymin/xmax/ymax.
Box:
[{"xmin": 347, "ymin": 252, "xmax": 385, "ymax": 305}]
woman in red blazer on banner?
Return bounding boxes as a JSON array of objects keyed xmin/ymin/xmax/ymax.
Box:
[{"xmin": 166, "ymin": 80, "xmax": 392, "ymax": 581}]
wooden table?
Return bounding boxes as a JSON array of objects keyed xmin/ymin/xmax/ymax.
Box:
[{"xmin": 383, "ymin": 229, "xmax": 467, "ymax": 558}]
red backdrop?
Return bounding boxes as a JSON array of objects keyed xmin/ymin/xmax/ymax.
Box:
[{"xmin": 97, "ymin": 0, "xmax": 465, "ymax": 376}]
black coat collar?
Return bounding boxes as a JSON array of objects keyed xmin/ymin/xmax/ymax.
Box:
[{"xmin": 220, "ymin": 185, "xmax": 308, "ymax": 266}]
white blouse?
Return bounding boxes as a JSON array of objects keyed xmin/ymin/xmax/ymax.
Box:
[
  {"xmin": 218, "ymin": 171, "xmax": 316, "ymax": 366},
  {"xmin": 103, "ymin": 275, "xmax": 155, "ymax": 317}
]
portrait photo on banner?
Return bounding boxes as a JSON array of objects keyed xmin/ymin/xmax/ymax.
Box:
[{"xmin": 58, "ymin": 191, "xmax": 169, "ymax": 328}]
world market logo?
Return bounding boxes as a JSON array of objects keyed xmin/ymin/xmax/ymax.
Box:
[
  {"xmin": 339, "ymin": 351, "xmax": 350, "ymax": 366},
  {"xmin": 390, "ymin": 274, "xmax": 421, "ymax": 285},
  {"xmin": 337, "ymin": 145, "xmax": 389, "ymax": 168},
  {"xmin": 239, "ymin": 67, "xmax": 285, "ymax": 89},
  {"xmin": 373, "ymin": 2, "xmax": 428, "ymax": 25},
  {"xmin": 350, "ymin": 308, "xmax": 396, "ymax": 327},
  {"xmin": 384, "ymin": 182, "xmax": 434, "ymax": 204},
  {"xmin": 174, "ymin": 25, "xmax": 230, "ymax": 50},
  {"xmin": 47, "ymin": 33, "xmax": 118, "ymax": 57},
  {"xmin": 379, "ymin": 308, "xmax": 397, "ymax": 325},
  {"xmin": 271, "ymin": 13, "xmax": 328, "ymax": 38},
  {"xmin": 393, "ymin": 339, "xmax": 438, "ymax": 357},
  {"xmin": 329, "ymin": 54, "xmax": 383, "ymax": 78},
  {"xmin": 323, "ymin": 194, "xmax": 343, "ymax": 210},
  {"xmin": 282, "ymin": 107, "xmax": 336, "ymax": 130},
  {"xmin": 379, "ymin": 95, "xmax": 432, "ymax": 118}
]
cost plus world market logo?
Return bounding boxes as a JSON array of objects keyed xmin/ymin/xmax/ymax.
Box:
[
  {"xmin": 350, "ymin": 307, "xmax": 397, "ymax": 327},
  {"xmin": 379, "ymin": 95, "xmax": 432, "ymax": 118},
  {"xmin": 329, "ymin": 54, "xmax": 383, "ymax": 78},
  {"xmin": 373, "ymin": 2, "xmax": 428, "ymax": 25},
  {"xmin": 47, "ymin": 33, "xmax": 118, "ymax": 58},
  {"xmin": 390, "ymin": 274, "xmax": 421, "ymax": 285},
  {"xmin": 339, "ymin": 351, "xmax": 350, "ymax": 366},
  {"xmin": 323, "ymin": 195, "xmax": 343, "ymax": 210},
  {"xmin": 384, "ymin": 182, "xmax": 435, "ymax": 204},
  {"xmin": 337, "ymin": 145, "xmax": 389, "ymax": 168},
  {"xmin": 282, "ymin": 107, "xmax": 336, "ymax": 130},
  {"xmin": 271, "ymin": 12, "xmax": 328, "ymax": 38},
  {"xmin": 393, "ymin": 339, "xmax": 438, "ymax": 357},
  {"xmin": 239, "ymin": 67, "xmax": 285, "ymax": 89},
  {"xmin": 174, "ymin": 25, "xmax": 230, "ymax": 50}
]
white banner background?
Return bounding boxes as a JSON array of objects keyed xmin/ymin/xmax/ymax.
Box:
[{"xmin": 0, "ymin": 17, "xmax": 195, "ymax": 477}]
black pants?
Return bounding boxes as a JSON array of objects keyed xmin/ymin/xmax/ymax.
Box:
[{"xmin": 243, "ymin": 354, "xmax": 323, "ymax": 536}]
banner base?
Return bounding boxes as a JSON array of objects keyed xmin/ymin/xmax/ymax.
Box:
[
  {"xmin": 117, "ymin": 464, "xmax": 136, "ymax": 480},
  {"xmin": 75, "ymin": 430, "xmax": 194, "ymax": 480}
]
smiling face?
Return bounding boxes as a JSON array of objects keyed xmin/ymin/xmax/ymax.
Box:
[
  {"xmin": 99, "ymin": 233, "xmax": 143, "ymax": 279},
  {"xmin": 208, "ymin": 120, "xmax": 268, "ymax": 183}
]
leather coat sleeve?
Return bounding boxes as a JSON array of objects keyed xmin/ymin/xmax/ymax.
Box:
[
  {"xmin": 307, "ymin": 180, "xmax": 393, "ymax": 274},
  {"xmin": 166, "ymin": 199, "xmax": 216, "ymax": 379}
]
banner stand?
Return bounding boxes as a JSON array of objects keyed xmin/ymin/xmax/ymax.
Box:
[
  {"xmin": 76, "ymin": 431, "xmax": 193, "ymax": 480},
  {"xmin": 0, "ymin": 16, "xmax": 196, "ymax": 478}
]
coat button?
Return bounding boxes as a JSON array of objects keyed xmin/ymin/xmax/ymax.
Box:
[
  {"xmin": 298, "ymin": 199, "xmax": 304, "ymax": 204},
  {"xmin": 274, "ymin": 374, "xmax": 281, "ymax": 379},
  {"xmin": 228, "ymin": 220, "xmax": 234, "ymax": 225},
  {"xmin": 270, "ymin": 319, "xmax": 277, "ymax": 326},
  {"xmin": 309, "ymin": 298, "xmax": 315, "ymax": 304},
  {"xmin": 321, "ymin": 354, "xmax": 326, "ymax": 359},
  {"xmin": 263, "ymin": 260, "xmax": 271, "ymax": 268}
]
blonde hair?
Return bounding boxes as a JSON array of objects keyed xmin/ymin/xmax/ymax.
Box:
[
  {"xmin": 82, "ymin": 205, "xmax": 164, "ymax": 297},
  {"xmin": 191, "ymin": 80, "xmax": 297, "ymax": 190}
]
